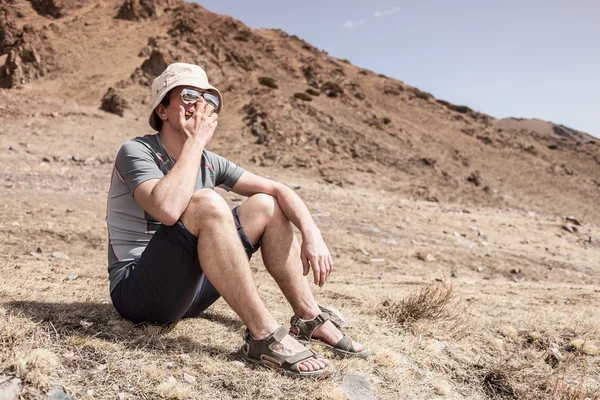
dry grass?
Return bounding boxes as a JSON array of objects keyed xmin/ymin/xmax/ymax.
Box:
[{"xmin": 378, "ymin": 281, "xmax": 467, "ymax": 337}]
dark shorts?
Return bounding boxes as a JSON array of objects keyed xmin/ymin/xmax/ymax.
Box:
[{"xmin": 110, "ymin": 207, "xmax": 260, "ymax": 324}]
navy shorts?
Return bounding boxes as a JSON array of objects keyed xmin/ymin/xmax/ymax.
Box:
[{"xmin": 110, "ymin": 207, "xmax": 260, "ymax": 324}]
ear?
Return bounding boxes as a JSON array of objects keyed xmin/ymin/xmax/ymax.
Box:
[{"xmin": 155, "ymin": 104, "xmax": 168, "ymax": 121}]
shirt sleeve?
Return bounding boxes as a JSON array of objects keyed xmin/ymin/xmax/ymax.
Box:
[
  {"xmin": 115, "ymin": 139, "xmax": 164, "ymax": 195},
  {"xmin": 205, "ymin": 151, "xmax": 245, "ymax": 191}
]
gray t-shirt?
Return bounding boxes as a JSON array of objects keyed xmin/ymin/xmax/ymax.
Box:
[{"xmin": 106, "ymin": 133, "xmax": 245, "ymax": 292}]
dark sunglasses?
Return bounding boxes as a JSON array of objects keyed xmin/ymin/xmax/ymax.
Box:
[{"xmin": 180, "ymin": 88, "xmax": 220, "ymax": 111}]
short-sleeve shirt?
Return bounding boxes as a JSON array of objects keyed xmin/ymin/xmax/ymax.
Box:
[{"xmin": 105, "ymin": 133, "xmax": 245, "ymax": 292}]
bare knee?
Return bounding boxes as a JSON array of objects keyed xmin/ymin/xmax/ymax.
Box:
[
  {"xmin": 237, "ymin": 194, "xmax": 288, "ymax": 244},
  {"xmin": 181, "ymin": 189, "xmax": 232, "ymax": 234},
  {"xmin": 251, "ymin": 193, "xmax": 280, "ymax": 217}
]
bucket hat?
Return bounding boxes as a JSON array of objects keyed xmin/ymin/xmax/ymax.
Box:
[{"xmin": 149, "ymin": 63, "xmax": 223, "ymax": 130}]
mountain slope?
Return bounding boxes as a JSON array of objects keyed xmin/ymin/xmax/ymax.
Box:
[{"xmin": 1, "ymin": 0, "xmax": 598, "ymax": 222}]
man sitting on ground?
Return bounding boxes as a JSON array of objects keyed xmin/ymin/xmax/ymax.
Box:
[{"xmin": 106, "ymin": 63, "xmax": 369, "ymax": 377}]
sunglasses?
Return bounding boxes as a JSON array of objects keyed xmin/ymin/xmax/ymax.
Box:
[{"xmin": 180, "ymin": 88, "xmax": 220, "ymax": 112}]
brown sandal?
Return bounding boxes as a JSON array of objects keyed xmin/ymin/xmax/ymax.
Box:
[
  {"xmin": 240, "ymin": 325, "xmax": 329, "ymax": 377},
  {"xmin": 290, "ymin": 313, "xmax": 371, "ymax": 358}
]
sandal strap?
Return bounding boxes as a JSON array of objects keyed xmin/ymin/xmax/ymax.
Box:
[
  {"xmin": 290, "ymin": 312, "xmax": 331, "ymax": 340},
  {"xmin": 334, "ymin": 335, "xmax": 355, "ymax": 352},
  {"xmin": 244, "ymin": 325, "xmax": 288, "ymax": 344},
  {"xmin": 282, "ymin": 349, "xmax": 317, "ymax": 370},
  {"xmin": 242, "ymin": 326, "xmax": 320, "ymax": 374}
]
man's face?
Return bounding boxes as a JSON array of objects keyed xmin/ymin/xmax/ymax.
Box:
[{"xmin": 157, "ymin": 86, "xmax": 215, "ymax": 130}]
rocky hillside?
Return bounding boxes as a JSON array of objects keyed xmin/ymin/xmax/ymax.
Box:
[{"xmin": 1, "ymin": 0, "xmax": 598, "ymax": 222}]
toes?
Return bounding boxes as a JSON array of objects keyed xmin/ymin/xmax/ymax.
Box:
[{"xmin": 298, "ymin": 359, "xmax": 327, "ymax": 372}]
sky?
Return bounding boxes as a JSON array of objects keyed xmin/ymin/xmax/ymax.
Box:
[{"xmin": 193, "ymin": 0, "xmax": 600, "ymax": 137}]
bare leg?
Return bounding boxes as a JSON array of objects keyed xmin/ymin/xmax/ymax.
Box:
[
  {"xmin": 237, "ymin": 194, "xmax": 364, "ymax": 351},
  {"xmin": 180, "ymin": 189, "xmax": 328, "ymax": 372}
]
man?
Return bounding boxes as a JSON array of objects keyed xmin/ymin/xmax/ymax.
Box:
[{"xmin": 106, "ymin": 63, "xmax": 369, "ymax": 377}]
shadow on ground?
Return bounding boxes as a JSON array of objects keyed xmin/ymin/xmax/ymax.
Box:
[{"xmin": 4, "ymin": 300, "xmax": 243, "ymax": 359}]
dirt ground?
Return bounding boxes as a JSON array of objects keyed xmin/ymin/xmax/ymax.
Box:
[
  {"xmin": 1, "ymin": 0, "xmax": 599, "ymax": 399},
  {"xmin": 1, "ymin": 91, "xmax": 599, "ymax": 398}
]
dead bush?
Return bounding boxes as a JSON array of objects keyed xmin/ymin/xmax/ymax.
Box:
[
  {"xmin": 483, "ymin": 369, "xmax": 517, "ymax": 399},
  {"xmin": 530, "ymin": 379, "xmax": 600, "ymax": 400},
  {"xmin": 378, "ymin": 281, "xmax": 463, "ymax": 327},
  {"xmin": 448, "ymin": 104, "xmax": 473, "ymax": 114},
  {"xmin": 257, "ymin": 76, "xmax": 278, "ymax": 89},
  {"xmin": 320, "ymin": 81, "xmax": 343, "ymax": 98},
  {"xmin": 409, "ymin": 87, "xmax": 433, "ymax": 100},
  {"xmin": 293, "ymin": 92, "xmax": 312, "ymax": 101}
]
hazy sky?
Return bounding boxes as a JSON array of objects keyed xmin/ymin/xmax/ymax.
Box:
[{"xmin": 193, "ymin": 0, "xmax": 599, "ymax": 137}]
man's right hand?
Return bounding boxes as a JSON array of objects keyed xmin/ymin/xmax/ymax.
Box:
[{"xmin": 177, "ymin": 101, "xmax": 218, "ymax": 145}]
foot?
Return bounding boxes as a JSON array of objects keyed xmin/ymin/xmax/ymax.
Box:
[
  {"xmin": 290, "ymin": 312, "xmax": 366, "ymax": 353},
  {"xmin": 245, "ymin": 326, "xmax": 330, "ymax": 374},
  {"xmin": 272, "ymin": 334, "xmax": 330, "ymax": 372}
]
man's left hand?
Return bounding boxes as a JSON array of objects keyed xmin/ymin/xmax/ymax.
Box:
[{"xmin": 300, "ymin": 230, "xmax": 333, "ymax": 287}]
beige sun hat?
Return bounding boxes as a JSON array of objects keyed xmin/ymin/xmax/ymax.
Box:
[{"xmin": 149, "ymin": 62, "xmax": 223, "ymax": 130}]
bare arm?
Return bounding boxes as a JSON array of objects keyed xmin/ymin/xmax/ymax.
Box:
[
  {"xmin": 232, "ymin": 171, "xmax": 333, "ymax": 286},
  {"xmin": 134, "ymin": 103, "xmax": 217, "ymax": 225}
]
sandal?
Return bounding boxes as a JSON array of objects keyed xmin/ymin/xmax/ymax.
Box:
[
  {"xmin": 240, "ymin": 325, "xmax": 329, "ymax": 378},
  {"xmin": 290, "ymin": 313, "xmax": 371, "ymax": 359}
]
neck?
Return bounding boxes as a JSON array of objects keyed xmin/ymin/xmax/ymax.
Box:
[{"xmin": 159, "ymin": 127, "xmax": 185, "ymax": 161}]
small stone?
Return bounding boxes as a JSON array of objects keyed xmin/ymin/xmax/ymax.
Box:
[
  {"xmin": 10, "ymin": 222, "xmax": 19, "ymax": 227},
  {"xmin": 52, "ymin": 252, "xmax": 69, "ymax": 260},
  {"xmin": 433, "ymin": 380, "xmax": 452, "ymax": 396},
  {"xmin": 30, "ymin": 252, "xmax": 42, "ymax": 258},
  {"xmin": 319, "ymin": 304, "xmax": 346, "ymax": 327},
  {"xmin": 488, "ymin": 338, "xmax": 504, "ymax": 350},
  {"xmin": 370, "ymin": 258, "xmax": 385, "ymax": 263},
  {"xmin": 425, "ymin": 340, "xmax": 447, "ymax": 354},
  {"xmin": 183, "ymin": 373, "xmax": 196, "ymax": 384},
  {"xmin": 51, "ymin": 112, "xmax": 60, "ymax": 118},
  {"xmin": 0, "ymin": 375, "xmax": 22, "ymax": 400},
  {"xmin": 339, "ymin": 373, "xmax": 376, "ymax": 400},
  {"xmin": 565, "ymin": 216, "xmax": 581, "ymax": 225},
  {"xmin": 86, "ymin": 389, "xmax": 94, "ymax": 395},
  {"xmin": 48, "ymin": 385, "xmax": 72, "ymax": 400},
  {"xmin": 417, "ymin": 252, "xmax": 436, "ymax": 262},
  {"xmin": 65, "ymin": 274, "xmax": 78, "ymax": 281},
  {"xmin": 229, "ymin": 360, "xmax": 245, "ymax": 368},
  {"xmin": 562, "ymin": 224, "xmax": 577, "ymax": 233}
]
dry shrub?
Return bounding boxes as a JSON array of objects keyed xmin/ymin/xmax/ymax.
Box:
[
  {"xmin": 378, "ymin": 281, "xmax": 466, "ymax": 335},
  {"xmin": 257, "ymin": 76, "xmax": 278, "ymax": 89},
  {"xmin": 483, "ymin": 368, "xmax": 517, "ymax": 399},
  {"xmin": 305, "ymin": 88, "xmax": 320, "ymax": 97},
  {"xmin": 294, "ymin": 92, "xmax": 312, "ymax": 101},
  {"xmin": 521, "ymin": 375, "xmax": 600, "ymax": 400},
  {"xmin": 409, "ymin": 87, "xmax": 433, "ymax": 100},
  {"xmin": 535, "ymin": 379, "xmax": 600, "ymax": 400},
  {"xmin": 448, "ymin": 104, "xmax": 473, "ymax": 114},
  {"xmin": 320, "ymin": 81, "xmax": 343, "ymax": 98},
  {"xmin": 510, "ymin": 354, "xmax": 600, "ymax": 400}
]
